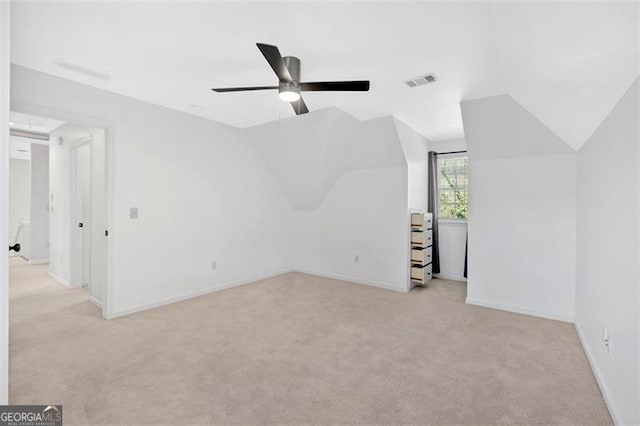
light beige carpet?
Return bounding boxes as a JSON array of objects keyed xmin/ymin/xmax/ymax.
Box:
[{"xmin": 9, "ymin": 257, "xmax": 611, "ymax": 425}]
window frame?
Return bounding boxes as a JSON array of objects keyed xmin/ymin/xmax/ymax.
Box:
[{"xmin": 436, "ymin": 153, "xmax": 469, "ymax": 223}]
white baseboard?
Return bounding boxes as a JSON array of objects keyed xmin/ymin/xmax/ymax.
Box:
[
  {"xmin": 574, "ymin": 322, "xmax": 621, "ymax": 425},
  {"xmin": 27, "ymin": 258, "xmax": 49, "ymax": 265},
  {"xmin": 110, "ymin": 268, "xmax": 294, "ymax": 319},
  {"xmin": 465, "ymin": 297, "xmax": 574, "ymax": 323},
  {"xmin": 434, "ymin": 273, "xmax": 467, "ymax": 282},
  {"xmin": 89, "ymin": 296, "xmax": 103, "ymax": 309},
  {"xmin": 48, "ymin": 272, "xmax": 72, "ymax": 289},
  {"xmin": 293, "ymin": 269, "xmax": 408, "ymax": 293}
]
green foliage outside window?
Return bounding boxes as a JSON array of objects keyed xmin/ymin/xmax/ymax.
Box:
[{"xmin": 439, "ymin": 157, "xmax": 468, "ymax": 220}]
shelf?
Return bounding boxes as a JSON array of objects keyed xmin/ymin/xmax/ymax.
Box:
[{"xmin": 409, "ymin": 211, "xmax": 434, "ymax": 287}]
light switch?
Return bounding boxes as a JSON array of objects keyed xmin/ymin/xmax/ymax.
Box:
[{"xmin": 130, "ymin": 207, "xmax": 138, "ymax": 219}]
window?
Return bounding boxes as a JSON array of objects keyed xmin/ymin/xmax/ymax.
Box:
[{"xmin": 438, "ymin": 156, "xmax": 468, "ymax": 220}]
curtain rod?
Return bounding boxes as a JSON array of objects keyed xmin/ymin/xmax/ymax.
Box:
[{"xmin": 437, "ymin": 150, "xmax": 467, "ymax": 155}]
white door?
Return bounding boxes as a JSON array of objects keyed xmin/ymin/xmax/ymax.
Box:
[{"xmin": 72, "ymin": 143, "xmax": 91, "ymax": 288}]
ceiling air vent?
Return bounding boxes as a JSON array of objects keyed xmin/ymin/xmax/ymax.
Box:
[
  {"xmin": 404, "ymin": 74, "xmax": 437, "ymax": 88},
  {"xmin": 54, "ymin": 59, "xmax": 111, "ymax": 81}
]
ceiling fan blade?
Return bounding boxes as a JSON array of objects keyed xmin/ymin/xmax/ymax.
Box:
[
  {"xmin": 256, "ymin": 43, "xmax": 293, "ymax": 83},
  {"xmin": 212, "ymin": 86, "xmax": 278, "ymax": 93},
  {"xmin": 299, "ymin": 81, "xmax": 370, "ymax": 92},
  {"xmin": 291, "ymin": 97, "xmax": 309, "ymax": 115}
]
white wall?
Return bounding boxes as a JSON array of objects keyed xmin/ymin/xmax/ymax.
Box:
[
  {"xmin": 395, "ymin": 118, "xmax": 429, "ymax": 213},
  {"xmin": 9, "ymin": 136, "xmax": 30, "ymax": 160},
  {"xmin": 9, "ymin": 159, "xmax": 30, "ymax": 257},
  {"xmin": 12, "ymin": 65, "xmax": 294, "ymax": 318},
  {"xmin": 246, "ymin": 108, "xmax": 358, "ymax": 211},
  {"xmin": 293, "ymin": 167, "xmax": 408, "ymax": 291},
  {"xmin": 0, "ymin": 0, "xmax": 9, "ymax": 405},
  {"xmin": 436, "ymin": 221, "xmax": 467, "ymax": 282},
  {"xmin": 247, "ymin": 110, "xmax": 416, "ymax": 291},
  {"xmin": 575, "ymin": 78, "xmax": 639, "ymax": 425},
  {"xmin": 29, "ymin": 143, "xmax": 48, "ymax": 262},
  {"xmin": 467, "ymin": 154, "xmax": 576, "ymax": 320},
  {"xmin": 462, "ymin": 95, "xmax": 577, "ymax": 321}
]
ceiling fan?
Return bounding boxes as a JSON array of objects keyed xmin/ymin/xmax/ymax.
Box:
[{"xmin": 212, "ymin": 43, "xmax": 370, "ymax": 115}]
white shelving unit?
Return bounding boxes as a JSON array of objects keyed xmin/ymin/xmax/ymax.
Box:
[{"xmin": 410, "ymin": 212, "xmax": 433, "ymax": 288}]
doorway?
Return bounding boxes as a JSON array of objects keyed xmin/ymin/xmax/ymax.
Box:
[
  {"xmin": 71, "ymin": 140, "xmax": 91, "ymax": 289},
  {"xmin": 8, "ymin": 111, "xmax": 109, "ymax": 316}
]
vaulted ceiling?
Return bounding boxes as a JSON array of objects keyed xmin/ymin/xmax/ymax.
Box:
[{"xmin": 10, "ymin": 1, "xmax": 639, "ymax": 149}]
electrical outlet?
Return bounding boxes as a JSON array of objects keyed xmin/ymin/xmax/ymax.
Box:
[
  {"xmin": 129, "ymin": 207, "xmax": 138, "ymax": 219},
  {"xmin": 602, "ymin": 327, "xmax": 610, "ymax": 353},
  {"xmin": 211, "ymin": 261, "xmax": 217, "ymax": 270},
  {"xmin": 354, "ymin": 255, "xmax": 359, "ymax": 263}
]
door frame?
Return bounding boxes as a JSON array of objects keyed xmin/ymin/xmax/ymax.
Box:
[
  {"xmin": 10, "ymin": 102, "xmax": 114, "ymax": 319},
  {"xmin": 0, "ymin": 0, "xmax": 10, "ymax": 405},
  {"xmin": 69, "ymin": 137, "xmax": 92, "ymax": 290}
]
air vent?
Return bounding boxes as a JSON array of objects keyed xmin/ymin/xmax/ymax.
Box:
[
  {"xmin": 404, "ymin": 74, "xmax": 437, "ymax": 88},
  {"xmin": 54, "ymin": 59, "xmax": 111, "ymax": 81}
]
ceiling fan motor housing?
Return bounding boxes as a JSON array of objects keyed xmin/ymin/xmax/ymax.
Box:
[
  {"xmin": 279, "ymin": 56, "xmax": 301, "ymax": 100},
  {"xmin": 283, "ymin": 56, "xmax": 301, "ymax": 82}
]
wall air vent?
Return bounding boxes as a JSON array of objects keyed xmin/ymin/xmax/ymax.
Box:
[
  {"xmin": 54, "ymin": 59, "xmax": 111, "ymax": 81},
  {"xmin": 404, "ymin": 74, "xmax": 437, "ymax": 88}
]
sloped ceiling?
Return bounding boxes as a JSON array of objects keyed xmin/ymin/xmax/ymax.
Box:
[
  {"xmin": 245, "ymin": 107, "xmax": 408, "ymax": 210},
  {"xmin": 461, "ymin": 95, "xmax": 575, "ymax": 161},
  {"xmin": 9, "ymin": 1, "xmax": 638, "ymax": 149},
  {"xmin": 484, "ymin": 2, "xmax": 640, "ymax": 149}
]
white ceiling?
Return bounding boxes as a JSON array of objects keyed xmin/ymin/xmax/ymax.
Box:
[
  {"xmin": 10, "ymin": 1, "xmax": 639, "ymax": 148},
  {"xmin": 9, "ymin": 111, "xmax": 65, "ymax": 134}
]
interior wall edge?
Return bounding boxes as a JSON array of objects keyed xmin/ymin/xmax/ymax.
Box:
[
  {"xmin": 110, "ymin": 264, "xmax": 412, "ymax": 320},
  {"xmin": 575, "ymin": 321, "xmax": 622, "ymax": 425},
  {"xmin": 293, "ymin": 269, "xmax": 408, "ymax": 293},
  {"xmin": 47, "ymin": 271, "xmax": 71, "ymax": 289},
  {"xmin": 108, "ymin": 267, "xmax": 295, "ymax": 319},
  {"xmin": 461, "ymin": 94, "xmax": 576, "ymax": 159},
  {"xmin": 88, "ymin": 296, "xmax": 103, "ymax": 309},
  {"xmin": 468, "ymin": 150, "xmax": 578, "ymax": 163},
  {"xmin": 465, "ymin": 297, "xmax": 574, "ymax": 323}
]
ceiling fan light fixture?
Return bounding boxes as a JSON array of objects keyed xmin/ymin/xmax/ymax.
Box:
[
  {"xmin": 279, "ymin": 91, "xmax": 300, "ymax": 102},
  {"xmin": 278, "ymin": 83, "xmax": 300, "ymax": 102}
]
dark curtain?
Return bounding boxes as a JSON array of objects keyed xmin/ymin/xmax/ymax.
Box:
[
  {"xmin": 463, "ymin": 233, "xmax": 468, "ymax": 278},
  {"xmin": 427, "ymin": 151, "xmax": 440, "ymax": 274}
]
